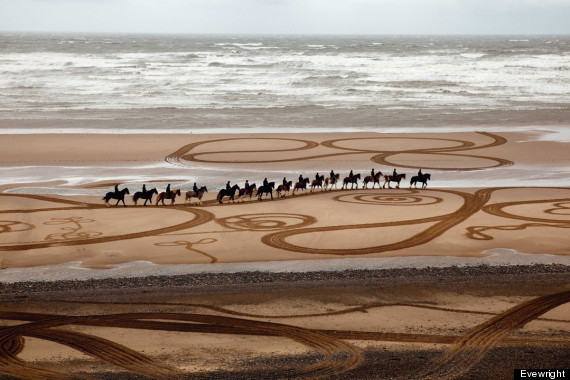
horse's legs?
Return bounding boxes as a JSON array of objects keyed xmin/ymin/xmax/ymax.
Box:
[
  {"xmin": 115, "ymin": 198, "xmax": 120, "ymax": 207},
  {"xmin": 122, "ymin": 198, "xmax": 127, "ymax": 207}
]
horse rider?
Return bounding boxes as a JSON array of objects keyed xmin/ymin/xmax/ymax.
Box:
[
  {"xmin": 263, "ymin": 177, "xmax": 269, "ymax": 188},
  {"xmin": 299, "ymin": 174, "xmax": 303, "ymax": 183},
  {"xmin": 114, "ymin": 184, "xmax": 120, "ymax": 196},
  {"xmin": 226, "ymin": 181, "xmax": 231, "ymax": 191},
  {"xmin": 282, "ymin": 177, "xmax": 287, "ymax": 187},
  {"xmin": 418, "ymin": 168, "xmax": 423, "ymax": 178},
  {"xmin": 349, "ymin": 170, "xmax": 354, "ymax": 180},
  {"xmin": 193, "ymin": 182, "xmax": 199, "ymax": 196},
  {"xmin": 392, "ymin": 169, "xmax": 398, "ymax": 179},
  {"xmin": 244, "ymin": 180, "xmax": 249, "ymax": 191},
  {"xmin": 166, "ymin": 183, "xmax": 172, "ymax": 197},
  {"xmin": 330, "ymin": 170, "xmax": 335, "ymax": 180},
  {"xmin": 142, "ymin": 184, "xmax": 147, "ymax": 194},
  {"xmin": 315, "ymin": 172, "xmax": 320, "ymax": 182},
  {"xmin": 371, "ymin": 168, "xmax": 375, "ymax": 178}
]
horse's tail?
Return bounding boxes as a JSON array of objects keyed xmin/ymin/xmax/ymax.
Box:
[{"xmin": 217, "ymin": 190, "xmax": 224, "ymax": 203}]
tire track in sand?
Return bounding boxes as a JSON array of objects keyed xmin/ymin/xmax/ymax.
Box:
[
  {"xmin": 417, "ymin": 290, "xmax": 570, "ymax": 380},
  {"xmin": 0, "ymin": 311, "xmax": 362, "ymax": 380}
]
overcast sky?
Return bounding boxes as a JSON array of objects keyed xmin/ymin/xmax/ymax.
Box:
[{"xmin": 1, "ymin": 0, "xmax": 569, "ymax": 35}]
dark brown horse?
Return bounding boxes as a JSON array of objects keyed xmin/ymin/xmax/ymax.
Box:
[
  {"xmin": 324, "ymin": 174, "xmax": 340, "ymax": 191},
  {"xmin": 293, "ymin": 178, "xmax": 310, "ymax": 195},
  {"xmin": 383, "ymin": 173, "xmax": 406, "ymax": 189},
  {"xmin": 277, "ymin": 181, "xmax": 292, "ymax": 197},
  {"xmin": 185, "ymin": 186, "xmax": 208, "ymax": 205},
  {"xmin": 410, "ymin": 173, "xmax": 431, "ymax": 189},
  {"xmin": 156, "ymin": 188, "xmax": 181, "ymax": 205},
  {"xmin": 256, "ymin": 182, "xmax": 275, "ymax": 201},
  {"xmin": 217, "ymin": 184, "xmax": 240, "ymax": 204},
  {"xmin": 133, "ymin": 188, "xmax": 157, "ymax": 206},
  {"xmin": 237, "ymin": 183, "xmax": 256, "ymax": 202},
  {"xmin": 103, "ymin": 187, "xmax": 130, "ymax": 207},
  {"xmin": 342, "ymin": 173, "xmax": 360, "ymax": 190},
  {"xmin": 363, "ymin": 172, "xmax": 383, "ymax": 189}
]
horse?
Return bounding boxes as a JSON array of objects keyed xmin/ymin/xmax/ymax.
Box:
[
  {"xmin": 237, "ymin": 183, "xmax": 256, "ymax": 202},
  {"xmin": 383, "ymin": 174, "xmax": 406, "ymax": 189},
  {"xmin": 410, "ymin": 173, "xmax": 431, "ymax": 189},
  {"xmin": 324, "ymin": 174, "xmax": 340, "ymax": 191},
  {"xmin": 103, "ymin": 188, "xmax": 130, "ymax": 207},
  {"xmin": 293, "ymin": 178, "xmax": 310, "ymax": 194},
  {"xmin": 342, "ymin": 173, "xmax": 360, "ymax": 190},
  {"xmin": 217, "ymin": 184, "xmax": 240, "ymax": 204},
  {"xmin": 311, "ymin": 175, "xmax": 325, "ymax": 192},
  {"xmin": 156, "ymin": 188, "xmax": 181, "ymax": 205},
  {"xmin": 362, "ymin": 172, "xmax": 383, "ymax": 189},
  {"xmin": 256, "ymin": 182, "xmax": 275, "ymax": 201},
  {"xmin": 133, "ymin": 188, "xmax": 157, "ymax": 206},
  {"xmin": 277, "ymin": 181, "xmax": 292, "ymax": 197},
  {"xmin": 185, "ymin": 186, "xmax": 208, "ymax": 205}
]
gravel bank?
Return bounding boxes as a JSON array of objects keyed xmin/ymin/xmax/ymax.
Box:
[{"xmin": 1, "ymin": 264, "xmax": 568, "ymax": 298}]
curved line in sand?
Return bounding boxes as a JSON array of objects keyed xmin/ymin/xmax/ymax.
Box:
[
  {"xmin": 262, "ymin": 189, "xmax": 491, "ymax": 255},
  {"xmin": 418, "ymin": 290, "xmax": 570, "ymax": 380},
  {"xmin": 166, "ymin": 132, "xmax": 514, "ymax": 170},
  {"xmin": 0, "ymin": 311, "xmax": 362, "ymax": 379}
]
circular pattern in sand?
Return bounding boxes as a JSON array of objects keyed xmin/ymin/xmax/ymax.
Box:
[
  {"xmin": 333, "ymin": 193, "xmax": 443, "ymax": 206},
  {"xmin": 216, "ymin": 213, "xmax": 317, "ymax": 231}
]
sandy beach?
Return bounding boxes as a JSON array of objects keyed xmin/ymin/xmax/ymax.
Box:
[{"xmin": 1, "ymin": 130, "xmax": 569, "ymax": 378}]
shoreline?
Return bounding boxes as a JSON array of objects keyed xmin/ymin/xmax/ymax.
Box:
[
  {"xmin": 1, "ymin": 250, "xmax": 569, "ymax": 284},
  {"xmin": 2, "ymin": 263, "xmax": 568, "ymax": 298}
]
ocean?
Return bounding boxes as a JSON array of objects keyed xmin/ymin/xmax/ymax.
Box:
[{"xmin": 1, "ymin": 33, "xmax": 569, "ymax": 132}]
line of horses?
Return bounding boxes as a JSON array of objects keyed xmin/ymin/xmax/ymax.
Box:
[
  {"xmin": 102, "ymin": 186, "xmax": 208, "ymax": 207},
  {"xmin": 102, "ymin": 171, "xmax": 431, "ymax": 207}
]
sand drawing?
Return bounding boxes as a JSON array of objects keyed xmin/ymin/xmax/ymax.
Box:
[
  {"xmin": 43, "ymin": 216, "xmax": 102, "ymax": 241},
  {"xmin": 0, "ymin": 221, "xmax": 34, "ymax": 234},
  {"xmin": 0, "ymin": 291, "xmax": 568, "ymax": 379},
  {"xmin": 216, "ymin": 213, "xmax": 317, "ymax": 231},
  {"xmin": 166, "ymin": 132, "xmax": 514, "ymax": 171},
  {"xmin": 155, "ymin": 238, "xmax": 218, "ymax": 263},
  {"xmin": 1, "ymin": 187, "xmax": 569, "ymax": 258},
  {"xmin": 0, "ymin": 197, "xmax": 215, "ymax": 251},
  {"xmin": 465, "ymin": 197, "xmax": 570, "ymax": 241},
  {"xmin": 262, "ymin": 189, "xmax": 492, "ymax": 255}
]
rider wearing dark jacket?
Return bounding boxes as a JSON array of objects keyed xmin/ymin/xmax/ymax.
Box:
[
  {"xmin": 299, "ymin": 174, "xmax": 303, "ymax": 183},
  {"xmin": 418, "ymin": 169, "xmax": 423, "ymax": 177},
  {"xmin": 330, "ymin": 170, "xmax": 335, "ymax": 179},
  {"xmin": 371, "ymin": 168, "xmax": 375, "ymax": 178},
  {"xmin": 142, "ymin": 184, "xmax": 147, "ymax": 194},
  {"xmin": 166, "ymin": 184, "xmax": 171, "ymax": 197},
  {"xmin": 393, "ymin": 169, "xmax": 398, "ymax": 178},
  {"xmin": 193, "ymin": 182, "xmax": 198, "ymax": 195},
  {"xmin": 283, "ymin": 177, "xmax": 287, "ymax": 186},
  {"xmin": 226, "ymin": 181, "xmax": 231, "ymax": 190},
  {"xmin": 263, "ymin": 178, "xmax": 269, "ymax": 187},
  {"xmin": 349, "ymin": 170, "xmax": 354, "ymax": 179},
  {"xmin": 244, "ymin": 180, "xmax": 249, "ymax": 191},
  {"xmin": 114, "ymin": 185, "xmax": 120, "ymax": 196}
]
